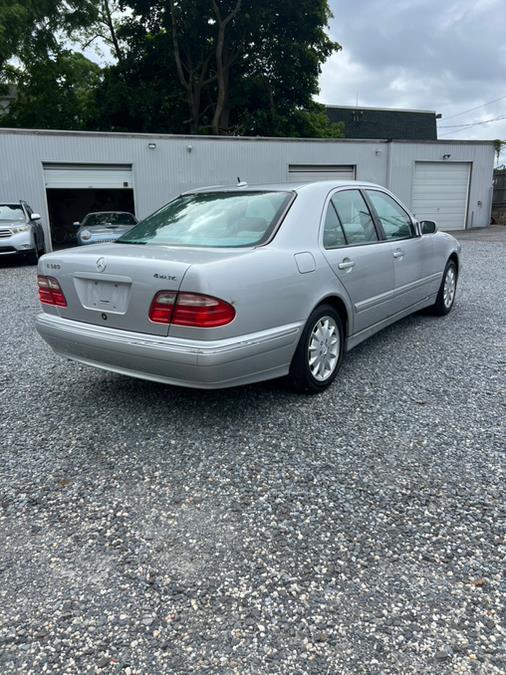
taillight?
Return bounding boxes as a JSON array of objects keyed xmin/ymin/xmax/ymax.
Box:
[
  {"xmin": 148, "ymin": 291, "xmax": 177, "ymax": 324},
  {"xmin": 37, "ymin": 275, "xmax": 67, "ymax": 307},
  {"xmin": 173, "ymin": 293, "xmax": 236, "ymax": 327},
  {"xmin": 149, "ymin": 291, "xmax": 235, "ymax": 327}
]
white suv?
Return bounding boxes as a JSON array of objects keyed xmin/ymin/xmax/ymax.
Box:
[{"xmin": 0, "ymin": 201, "xmax": 45, "ymax": 264}]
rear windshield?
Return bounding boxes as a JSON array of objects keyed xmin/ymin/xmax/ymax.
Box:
[
  {"xmin": 0, "ymin": 204, "xmax": 24, "ymax": 221},
  {"xmin": 85, "ymin": 213, "xmax": 137, "ymax": 226},
  {"xmin": 117, "ymin": 191, "xmax": 292, "ymax": 248}
]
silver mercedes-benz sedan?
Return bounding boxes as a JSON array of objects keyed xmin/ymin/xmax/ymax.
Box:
[{"xmin": 35, "ymin": 181, "xmax": 461, "ymax": 393}]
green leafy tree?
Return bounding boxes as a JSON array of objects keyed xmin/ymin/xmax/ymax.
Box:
[
  {"xmin": 1, "ymin": 0, "xmax": 344, "ymax": 138},
  {"xmin": 87, "ymin": 25, "xmax": 187, "ymax": 132},
  {"xmin": 2, "ymin": 52, "xmax": 101, "ymax": 129},
  {"xmin": 0, "ymin": 0, "xmax": 97, "ymax": 79},
  {"xmin": 120, "ymin": 0, "xmax": 342, "ymax": 137}
]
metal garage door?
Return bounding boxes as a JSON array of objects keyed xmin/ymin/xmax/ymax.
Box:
[
  {"xmin": 288, "ymin": 164, "xmax": 356, "ymax": 182},
  {"xmin": 412, "ymin": 162, "xmax": 470, "ymax": 231},
  {"xmin": 43, "ymin": 164, "xmax": 133, "ymax": 189}
]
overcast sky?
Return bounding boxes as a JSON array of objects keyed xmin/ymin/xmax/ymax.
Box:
[{"xmin": 317, "ymin": 0, "xmax": 506, "ymax": 161}]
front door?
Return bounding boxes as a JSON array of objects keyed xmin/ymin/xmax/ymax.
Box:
[
  {"xmin": 365, "ymin": 189, "xmax": 438, "ymax": 311},
  {"xmin": 321, "ymin": 188, "xmax": 395, "ymax": 334}
]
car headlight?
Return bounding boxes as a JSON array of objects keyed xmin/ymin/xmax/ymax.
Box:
[
  {"xmin": 80, "ymin": 229, "xmax": 92, "ymax": 240},
  {"xmin": 11, "ymin": 225, "xmax": 30, "ymax": 234}
]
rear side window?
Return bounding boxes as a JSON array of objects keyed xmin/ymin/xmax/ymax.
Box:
[
  {"xmin": 331, "ymin": 190, "xmax": 378, "ymax": 245},
  {"xmin": 366, "ymin": 190, "xmax": 414, "ymax": 240},
  {"xmin": 118, "ymin": 191, "xmax": 292, "ymax": 248},
  {"xmin": 323, "ymin": 202, "xmax": 347, "ymax": 249}
]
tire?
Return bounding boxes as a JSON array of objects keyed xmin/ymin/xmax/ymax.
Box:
[
  {"xmin": 26, "ymin": 245, "xmax": 39, "ymax": 265},
  {"xmin": 431, "ymin": 260, "xmax": 458, "ymax": 316},
  {"xmin": 289, "ymin": 303, "xmax": 344, "ymax": 394}
]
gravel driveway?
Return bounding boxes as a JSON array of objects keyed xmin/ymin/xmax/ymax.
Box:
[{"xmin": 0, "ymin": 233, "xmax": 504, "ymax": 674}]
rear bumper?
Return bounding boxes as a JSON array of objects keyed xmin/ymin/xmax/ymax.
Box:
[{"xmin": 35, "ymin": 313, "xmax": 302, "ymax": 389}]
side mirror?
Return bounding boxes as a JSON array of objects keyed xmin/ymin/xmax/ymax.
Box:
[
  {"xmin": 420, "ymin": 220, "xmax": 437, "ymax": 235},
  {"xmin": 73, "ymin": 221, "xmax": 81, "ymax": 227},
  {"xmin": 30, "ymin": 213, "xmax": 41, "ymax": 221}
]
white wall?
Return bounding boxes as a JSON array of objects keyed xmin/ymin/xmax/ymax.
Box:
[{"xmin": 0, "ymin": 129, "xmax": 495, "ymax": 250}]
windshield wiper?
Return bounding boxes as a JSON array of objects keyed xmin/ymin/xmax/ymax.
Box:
[{"xmin": 115, "ymin": 239, "xmax": 146, "ymax": 245}]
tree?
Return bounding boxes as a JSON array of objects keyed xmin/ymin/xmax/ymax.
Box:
[
  {"xmin": 2, "ymin": 52, "xmax": 101, "ymax": 129},
  {"xmin": 80, "ymin": 0, "xmax": 126, "ymax": 64},
  {"xmin": 122, "ymin": 0, "xmax": 341, "ymax": 137},
  {"xmin": 87, "ymin": 25, "xmax": 187, "ymax": 133},
  {"xmin": 226, "ymin": 0, "xmax": 342, "ymax": 136},
  {"xmin": 1, "ymin": 0, "xmax": 344, "ymax": 138},
  {"xmin": 0, "ymin": 0, "xmax": 98, "ymax": 80}
]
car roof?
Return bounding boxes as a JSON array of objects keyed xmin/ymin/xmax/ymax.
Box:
[{"xmin": 183, "ymin": 180, "xmax": 384, "ymax": 194}]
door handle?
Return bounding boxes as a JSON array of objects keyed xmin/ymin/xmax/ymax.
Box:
[
  {"xmin": 393, "ymin": 249, "xmax": 404, "ymax": 259},
  {"xmin": 338, "ymin": 258, "xmax": 355, "ymax": 270}
]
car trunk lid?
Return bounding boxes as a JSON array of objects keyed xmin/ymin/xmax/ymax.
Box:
[
  {"xmin": 39, "ymin": 244, "xmax": 250, "ymax": 336},
  {"xmin": 40, "ymin": 244, "xmax": 194, "ymax": 335}
]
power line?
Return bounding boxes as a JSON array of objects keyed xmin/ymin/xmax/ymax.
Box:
[
  {"xmin": 439, "ymin": 121, "xmax": 506, "ymax": 137},
  {"xmin": 439, "ymin": 113, "xmax": 506, "ymax": 131},
  {"xmin": 440, "ymin": 94, "xmax": 506, "ymax": 121}
]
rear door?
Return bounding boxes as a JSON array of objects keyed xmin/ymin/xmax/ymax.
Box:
[
  {"xmin": 321, "ymin": 188, "xmax": 395, "ymax": 333},
  {"xmin": 365, "ymin": 189, "xmax": 438, "ymax": 311}
]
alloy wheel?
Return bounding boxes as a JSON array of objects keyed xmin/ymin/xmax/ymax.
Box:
[
  {"xmin": 443, "ymin": 267, "xmax": 456, "ymax": 308},
  {"xmin": 308, "ymin": 316, "xmax": 340, "ymax": 382}
]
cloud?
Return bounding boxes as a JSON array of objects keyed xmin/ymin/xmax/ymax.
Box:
[{"xmin": 318, "ymin": 0, "xmax": 506, "ymax": 157}]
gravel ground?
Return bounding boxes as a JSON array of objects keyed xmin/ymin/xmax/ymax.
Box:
[{"xmin": 0, "ymin": 236, "xmax": 504, "ymax": 674}]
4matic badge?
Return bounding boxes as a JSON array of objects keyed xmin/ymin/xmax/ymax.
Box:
[{"xmin": 153, "ymin": 273, "xmax": 176, "ymax": 280}]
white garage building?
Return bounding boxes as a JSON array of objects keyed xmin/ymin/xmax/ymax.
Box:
[{"xmin": 0, "ymin": 128, "xmax": 495, "ymax": 251}]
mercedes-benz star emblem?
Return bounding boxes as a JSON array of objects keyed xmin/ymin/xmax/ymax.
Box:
[{"xmin": 96, "ymin": 257, "xmax": 106, "ymax": 272}]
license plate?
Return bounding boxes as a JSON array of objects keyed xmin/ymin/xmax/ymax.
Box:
[{"xmin": 80, "ymin": 279, "xmax": 130, "ymax": 313}]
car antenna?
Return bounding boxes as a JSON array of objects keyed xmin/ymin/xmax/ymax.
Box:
[{"xmin": 236, "ymin": 177, "xmax": 248, "ymax": 188}]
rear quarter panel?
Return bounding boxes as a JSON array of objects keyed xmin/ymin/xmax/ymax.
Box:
[{"xmin": 170, "ymin": 246, "xmax": 352, "ymax": 341}]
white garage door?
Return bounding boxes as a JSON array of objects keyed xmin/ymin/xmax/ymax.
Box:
[
  {"xmin": 288, "ymin": 164, "xmax": 356, "ymax": 182},
  {"xmin": 43, "ymin": 164, "xmax": 133, "ymax": 189},
  {"xmin": 412, "ymin": 162, "xmax": 470, "ymax": 231}
]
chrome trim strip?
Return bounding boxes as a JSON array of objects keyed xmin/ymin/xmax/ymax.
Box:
[
  {"xmin": 355, "ymin": 288, "xmax": 394, "ymax": 313},
  {"xmin": 35, "ymin": 313, "xmax": 303, "ymax": 356},
  {"xmin": 392, "ymin": 272, "xmax": 441, "ymax": 298},
  {"xmin": 354, "ymin": 272, "xmax": 440, "ymax": 313}
]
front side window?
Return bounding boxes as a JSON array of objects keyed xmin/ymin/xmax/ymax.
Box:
[
  {"xmin": 331, "ymin": 190, "xmax": 378, "ymax": 245},
  {"xmin": 118, "ymin": 191, "xmax": 292, "ymax": 248},
  {"xmin": 0, "ymin": 204, "xmax": 24, "ymax": 221},
  {"xmin": 366, "ymin": 190, "xmax": 414, "ymax": 240}
]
